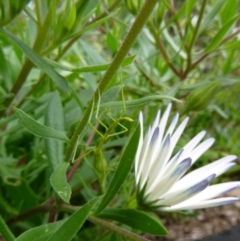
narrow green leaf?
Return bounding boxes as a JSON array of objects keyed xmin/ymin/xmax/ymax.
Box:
[
  {"xmin": 65, "ymin": 9, "xmax": 120, "ymax": 42},
  {"xmin": 199, "ymin": 0, "xmax": 226, "ymax": 34},
  {"xmin": 45, "ymin": 55, "xmax": 136, "ymax": 72},
  {"xmin": 63, "ymin": 1, "xmax": 76, "ymax": 31},
  {"xmin": 101, "ymin": 86, "xmax": 122, "ymax": 104},
  {"xmin": 205, "ymin": 16, "xmax": 239, "ymax": 52},
  {"xmin": 81, "ymin": 0, "xmax": 99, "ymax": 20},
  {"xmin": 223, "ymin": 50, "xmax": 235, "ymax": 75},
  {"xmin": 185, "ymin": 0, "xmax": 198, "ymax": 22},
  {"xmin": 15, "ymin": 221, "xmax": 64, "ymax": 241},
  {"xmin": 121, "ymin": 54, "xmax": 136, "ymax": 67},
  {"xmin": 162, "ymin": 25, "xmax": 187, "ymax": 59},
  {"xmin": 46, "ymin": 198, "xmax": 99, "ymax": 241},
  {"xmin": 100, "ymin": 95, "xmax": 180, "ymax": 110},
  {"xmin": 50, "ymin": 162, "xmax": 71, "ymax": 203},
  {"xmin": 0, "ymin": 196, "xmax": 18, "ymax": 215},
  {"xmin": 14, "ymin": 106, "xmax": 69, "ymax": 142},
  {"xmin": 0, "ymin": 47, "xmax": 12, "ymax": 90},
  {"xmin": 98, "ymin": 208, "xmax": 167, "ymax": 236},
  {"xmin": 45, "ymin": 92, "xmax": 65, "ymax": 170},
  {"xmin": 107, "ymin": 32, "xmax": 118, "ymax": 53},
  {"xmin": 0, "ymin": 29, "xmax": 69, "ymax": 93},
  {"xmin": 94, "ymin": 125, "xmax": 140, "ymax": 214},
  {"xmin": 220, "ymin": 0, "xmax": 237, "ymax": 25},
  {"xmin": 4, "ymin": 179, "xmax": 38, "ymax": 212},
  {"xmin": 0, "ymin": 216, "xmax": 15, "ymax": 241}
]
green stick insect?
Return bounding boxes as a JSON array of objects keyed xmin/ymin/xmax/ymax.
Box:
[{"xmin": 89, "ymin": 86, "xmax": 133, "ymax": 194}]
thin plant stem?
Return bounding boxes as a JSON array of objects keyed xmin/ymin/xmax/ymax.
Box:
[
  {"xmin": 0, "ymin": 216, "xmax": 15, "ymax": 241},
  {"xmin": 190, "ymin": 28, "xmax": 240, "ymax": 70},
  {"xmin": 88, "ymin": 215, "xmax": 150, "ymax": 241},
  {"xmin": 149, "ymin": 22, "xmax": 182, "ymax": 79},
  {"xmin": 35, "ymin": 0, "xmax": 43, "ymax": 27},
  {"xmin": 185, "ymin": 0, "xmax": 207, "ymax": 75},
  {"xmin": 64, "ymin": 0, "xmax": 160, "ymax": 163},
  {"xmin": 7, "ymin": 204, "xmax": 150, "ymax": 241},
  {"xmin": 166, "ymin": 0, "xmax": 185, "ymax": 42}
]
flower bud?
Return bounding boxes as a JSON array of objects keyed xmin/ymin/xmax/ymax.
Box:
[
  {"xmin": 62, "ymin": 1, "xmax": 76, "ymax": 31},
  {"xmin": 94, "ymin": 150, "xmax": 107, "ymax": 193},
  {"xmin": 185, "ymin": 80, "xmax": 221, "ymax": 112},
  {"xmin": 125, "ymin": 0, "xmax": 141, "ymax": 15},
  {"xmin": 0, "ymin": 0, "xmax": 29, "ymax": 27}
]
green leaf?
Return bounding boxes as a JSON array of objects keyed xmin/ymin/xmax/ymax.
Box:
[
  {"xmin": 64, "ymin": 1, "xmax": 76, "ymax": 31},
  {"xmin": 15, "ymin": 221, "xmax": 64, "ymax": 241},
  {"xmin": 100, "ymin": 95, "xmax": 180, "ymax": 110},
  {"xmin": 0, "ymin": 47, "xmax": 12, "ymax": 90},
  {"xmin": 185, "ymin": 0, "xmax": 198, "ymax": 21},
  {"xmin": 45, "ymin": 55, "xmax": 136, "ymax": 73},
  {"xmin": 121, "ymin": 54, "xmax": 136, "ymax": 67},
  {"xmin": 98, "ymin": 208, "xmax": 167, "ymax": 236},
  {"xmin": 0, "ymin": 197, "xmax": 18, "ymax": 216},
  {"xmin": 223, "ymin": 50, "xmax": 235, "ymax": 75},
  {"xmin": 94, "ymin": 124, "xmax": 140, "ymax": 214},
  {"xmin": 107, "ymin": 32, "xmax": 118, "ymax": 53},
  {"xmin": 199, "ymin": 0, "xmax": 226, "ymax": 34},
  {"xmin": 0, "ymin": 29, "xmax": 69, "ymax": 93},
  {"xmin": 81, "ymin": 0, "xmax": 99, "ymax": 20},
  {"xmin": 220, "ymin": 0, "xmax": 237, "ymax": 25},
  {"xmin": 0, "ymin": 216, "xmax": 15, "ymax": 241},
  {"xmin": 65, "ymin": 9, "xmax": 120, "ymax": 42},
  {"xmin": 101, "ymin": 86, "xmax": 122, "ymax": 104},
  {"xmin": 45, "ymin": 92, "xmax": 65, "ymax": 170},
  {"xmin": 5, "ymin": 179, "xmax": 39, "ymax": 213},
  {"xmin": 46, "ymin": 198, "xmax": 99, "ymax": 241},
  {"xmin": 50, "ymin": 162, "xmax": 71, "ymax": 203},
  {"xmin": 14, "ymin": 106, "xmax": 69, "ymax": 142},
  {"xmin": 205, "ymin": 16, "xmax": 239, "ymax": 53}
]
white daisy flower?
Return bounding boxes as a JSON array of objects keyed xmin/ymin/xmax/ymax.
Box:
[{"xmin": 135, "ymin": 103, "xmax": 240, "ymax": 211}]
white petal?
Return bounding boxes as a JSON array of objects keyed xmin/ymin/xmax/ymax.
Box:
[
  {"xmin": 140, "ymin": 127, "xmax": 161, "ymax": 186},
  {"xmin": 166, "ymin": 113, "xmax": 179, "ymax": 136},
  {"xmin": 137, "ymin": 127, "xmax": 153, "ymax": 185},
  {"xmin": 171, "ymin": 155, "xmax": 237, "ymax": 190},
  {"xmin": 135, "ymin": 112, "xmax": 144, "ymax": 181},
  {"xmin": 161, "ymin": 149, "xmax": 185, "ymax": 179},
  {"xmin": 160, "ymin": 197, "xmax": 240, "ymax": 211},
  {"xmin": 158, "ymin": 103, "xmax": 172, "ymax": 145},
  {"xmin": 147, "ymin": 134, "xmax": 172, "ymax": 192},
  {"xmin": 189, "ymin": 138, "xmax": 215, "ymax": 164},
  {"xmin": 183, "ymin": 130, "xmax": 206, "ymax": 153},
  {"xmin": 172, "ymin": 117, "xmax": 189, "ymax": 147},
  {"xmin": 179, "ymin": 181, "xmax": 240, "ymax": 204},
  {"xmin": 152, "ymin": 110, "xmax": 161, "ymax": 130},
  {"xmin": 166, "ymin": 130, "xmax": 206, "ymax": 167},
  {"xmin": 148, "ymin": 158, "xmax": 191, "ymax": 200},
  {"xmin": 158, "ymin": 174, "xmax": 215, "ymax": 206}
]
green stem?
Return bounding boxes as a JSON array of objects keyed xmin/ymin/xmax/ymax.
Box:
[
  {"xmin": 64, "ymin": 0, "xmax": 160, "ymax": 163},
  {"xmin": 148, "ymin": 22, "xmax": 182, "ymax": 79},
  {"xmin": 0, "ymin": 216, "xmax": 15, "ymax": 241},
  {"xmin": 185, "ymin": 0, "xmax": 207, "ymax": 75},
  {"xmin": 88, "ymin": 215, "xmax": 150, "ymax": 241},
  {"xmin": 35, "ymin": 0, "xmax": 43, "ymax": 27}
]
